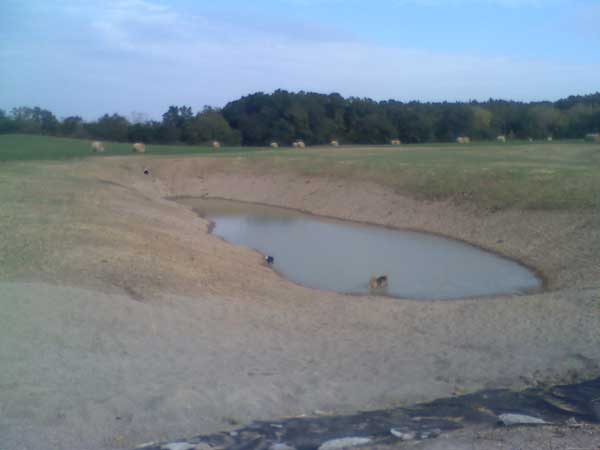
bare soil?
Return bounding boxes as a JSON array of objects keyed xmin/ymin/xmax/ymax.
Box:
[{"xmin": 1, "ymin": 156, "xmax": 599, "ymax": 450}]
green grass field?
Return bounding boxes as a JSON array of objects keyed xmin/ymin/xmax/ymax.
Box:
[
  {"xmin": 239, "ymin": 140, "xmax": 600, "ymax": 210},
  {"xmin": 0, "ymin": 134, "xmax": 267, "ymax": 161},
  {"xmin": 1, "ymin": 133, "xmax": 599, "ymax": 210}
]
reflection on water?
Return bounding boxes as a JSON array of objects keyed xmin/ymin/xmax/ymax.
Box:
[{"xmin": 178, "ymin": 197, "xmax": 541, "ymax": 300}]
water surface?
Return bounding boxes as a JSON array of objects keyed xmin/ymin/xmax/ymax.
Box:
[{"xmin": 179, "ymin": 197, "xmax": 541, "ymax": 300}]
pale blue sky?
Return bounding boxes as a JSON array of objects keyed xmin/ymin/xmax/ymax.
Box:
[{"xmin": 1, "ymin": 0, "xmax": 599, "ymax": 119}]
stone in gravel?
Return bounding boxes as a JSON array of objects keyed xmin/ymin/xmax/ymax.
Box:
[
  {"xmin": 499, "ymin": 414, "xmax": 547, "ymax": 426},
  {"xmin": 418, "ymin": 429, "xmax": 441, "ymax": 439},
  {"xmin": 566, "ymin": 417, "xmax": 582, "ymax": 428},
  {"xmin": 162, "ymin": 443, "xmax": 195, "ymax": 450},
  {"xmin": 270, "ymin": 444, "xmax": 296, "ymax": 450},
  {"xmin": 390, "ymin": 429, "xmax": 416, "ymax": 441},
  {"xmin": 193, "ymin": 445, "xmax": 213, "ymax": 450},
  {"xmin": 318, "ymin": 437, "xmax": 372, "ymax": 450}
]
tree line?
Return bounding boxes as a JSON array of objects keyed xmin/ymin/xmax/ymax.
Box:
[{"xmin": 1, "ymin": 90, "xmax": 599, "ymax": 146}]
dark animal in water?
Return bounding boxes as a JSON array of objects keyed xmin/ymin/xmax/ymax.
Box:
[
  {"xmin": 370, "ymin": 275, "xmax": 388, "ymax": 289},
  {"xmin": 265, "ymin": 255, "xmax": 275, "ymax": 265}
]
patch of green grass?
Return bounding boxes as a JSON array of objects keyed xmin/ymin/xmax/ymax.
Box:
[
  {"xmin": 236, "ymin": 141, "xmax": 600, "ymax": 210},
  {"xmin": 0, "ymin": 134, "xmax": 267, "ymax": 161},
  {"xmin": 1, "ymin": 134, "xmax": 599, "ymax": 210}
]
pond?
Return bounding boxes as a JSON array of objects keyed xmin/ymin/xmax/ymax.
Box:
[{"xmin": 177, "ymin": 197, "xmax": 542, "ymax": 300}]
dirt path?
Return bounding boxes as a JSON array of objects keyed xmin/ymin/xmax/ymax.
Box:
[{"xmin": 1, "ymin": 156, "xmax": 599, "ymax": 450}]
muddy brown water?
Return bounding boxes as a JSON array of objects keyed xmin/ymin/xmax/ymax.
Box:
[{"xmin": 179, "ymin": 197, "xmax": 542, "ymax": 300}]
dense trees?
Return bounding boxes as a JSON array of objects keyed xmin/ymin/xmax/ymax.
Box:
[
  {"xmin": 0, "ymin": 109, "xmax": 16, "ymax": 133},
  {"xmin": 10, "ymin": 107, "xmax": 59, "ymax": 135},
  {"xmin": 184, "ymin": 107, "xmax": 240, "ymax": 145},
  {"xmin": 1, "ymin": 91, "xmax": 599, "ymax": 145},
  {"xmin": 86, "ymin": 114, "xmax": 130, "ymax": 142},
  {"xmin": 60, "ymin": 116, "xmax": 86, "ymax": 138}
]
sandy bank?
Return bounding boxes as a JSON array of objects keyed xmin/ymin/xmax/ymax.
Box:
[
  {"xmin": 139, "ymin": 156, "xmax": 600, "ymax": 290},
  {"xmin": 1, "ymin": 156, "xmax": 599, "ymax": 450}
]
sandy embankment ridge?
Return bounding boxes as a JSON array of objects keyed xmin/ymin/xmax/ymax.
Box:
[{"xmin": 1, "ymin": 156, "xmax": 599, "ymax": 450}]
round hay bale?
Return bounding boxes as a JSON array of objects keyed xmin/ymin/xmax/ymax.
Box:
[
  {"xmin": 270, "ymin": 141, "xmax": 279, "ymax": 148},
  {"xmin": 547, "ymin": 136, "xmax": 553, "ymax": 142},
  {"xmin": 91, "ymin": 141, "xmax": 105, "ymax": 152},
  {"xmin": 330, "ymin": 140, "xmax": 339, "ymax": 147},
  {"xmin": 457, "ymin": 136, "xmax": 471, "ymax": 144},
  {"xmin": 496, "ymin": 135, "xmax": 506, "ymax": 143},
  {"xmin": 132, "ymin": 142, "xmax": 145, "ymax": 153},
  {"xmin": 212, "ymin": 141, "xmax": 221, "ymax": 149},
  {"xmin": 390, "ymin": 139, "xmax": 401, "ymax": 145},
  {"xmin": 294, "ymin": 140, "xmax": 305, "ymax": 149}
]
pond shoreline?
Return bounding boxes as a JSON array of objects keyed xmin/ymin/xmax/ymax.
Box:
[
  {"xmin": 172, "ymin": 195, "xmax": 544, "ymax": 301},
  {"xmin": 156, "ymin": 163, "xmax": 598, "ymax": 293},
  {"xmin": 2, "ymin": 156, "xmax": 599, "ymax": 450}
]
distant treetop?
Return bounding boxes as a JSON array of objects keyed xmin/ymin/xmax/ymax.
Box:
[{"xmin": 2, "ymin": 91, "xmax": 599, "ymax": 145}]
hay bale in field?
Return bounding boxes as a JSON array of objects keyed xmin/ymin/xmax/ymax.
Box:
[
  {"xmin": 91, "ymin": 141, "xmax": 105, "ymax": 152},
  {"xmin": 457, "ymin": 136, "xmax": 471, "ymax": 144},
  {"xmin": 390, "ymin": 139, "xmax": 401, "ymax": 145},
  {"xmin": 496, "ymin": 135, "xmax": 506, "ymax": 143},
  {"xmin": 270, "ymin": 141, "xmax": 279, "ymax": 148},
  {"xmin": 330, "ymin": 140, "xmax": 339, "ymax": 147},
  {"xmin": 212, "ymin": 141, "xmax": 221, "ymax": 149},
  {"xmin": 293, "ymin": 140, "xmax": 305, "ymax": 149},
  {"xmin": 132, "ymin": 142, "xmax": 145, "ymax": 153},
  {"xmin": 547, "ymin": 136, "xmax": 553, "ymax": 142}
]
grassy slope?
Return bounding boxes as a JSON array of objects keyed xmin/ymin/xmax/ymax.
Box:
[
  {"xmin": 238, "ymin": 142, "xmax": 600, "ymax": 209},
  {"xmin": 1, "ymin": 134, "xmax": 599, "ymax": 209}
]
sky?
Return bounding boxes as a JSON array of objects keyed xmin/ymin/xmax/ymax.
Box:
[{"xmin": 1, "ymin": 0, "xmax": 599, "ymax": 119}]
